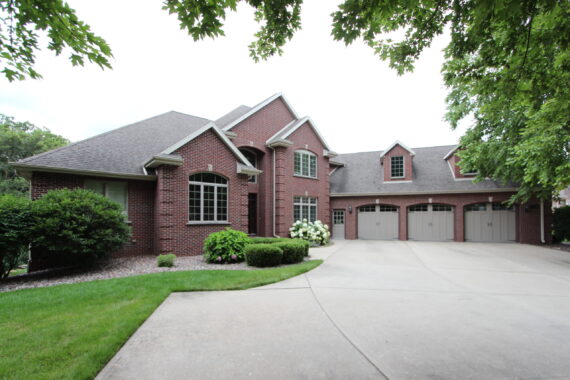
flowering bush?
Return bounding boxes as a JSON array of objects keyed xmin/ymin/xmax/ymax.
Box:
[
  {"xmin": 203, "ymin": 228, "xmax": 250, "ymax": 264},
  {"xmin": 289, "ymin": 219, "xmax": 330, "ymax": 246}
]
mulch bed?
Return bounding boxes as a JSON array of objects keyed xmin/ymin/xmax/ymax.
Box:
[{"xmin": 0, "ymin": 255, "xmax": 252, "ymax": 293}]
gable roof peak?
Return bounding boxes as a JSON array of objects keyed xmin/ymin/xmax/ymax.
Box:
[{"xmin": 379, "ymin": 140, "xmax": 416, "ymax": 158}]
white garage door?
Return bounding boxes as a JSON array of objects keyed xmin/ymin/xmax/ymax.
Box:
[
  {"xmin": 358, "ymin": 205, "xmax": 399, "ymax": 240},
  {"xmin": 332, "ymin": 210, "xmax": 345, "ymax": 239},
  {"xmin": 465, "ymin": 203, "xmax": 516, "ymax": 242},
  {"xmin": 408, "ymin": 204, "xmax": 454, "ymax": 241}
]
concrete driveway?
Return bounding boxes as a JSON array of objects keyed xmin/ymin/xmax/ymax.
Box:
[{"xmin": 97, "ymin": 241, "xmax": 570, "ymax": 380}]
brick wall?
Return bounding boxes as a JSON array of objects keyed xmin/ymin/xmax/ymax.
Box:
[
  {"xmin": 155, "ymin": 129, "xmax": 249, "ymax": 256},
  {"xmin": 330, "ymin": 192, "xmax": 551, "ymax": 244},
  {"xmin": 382, "ymin": 144, "xmax": 413, "ymax": 182}
]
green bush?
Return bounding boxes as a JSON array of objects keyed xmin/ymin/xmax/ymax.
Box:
[
  {"xmin": 0, "ymin": 195, "xmax": 33, "ymax": 279},
  {"xmin": 157, "ymin": 253, "xmax": 176, "ymax": 267},
  {"xmin": 553, "ymin": 205, "xmax": 570, "ymax": 242},
  {"xmin": 274, "ymin": 241, "xmax": 305, "ymax": 264},
  {"xmin": 249, "ymin": 237, "xmax": 290, "ymax": 244},
  {"xmin": 292, "ymin": 239, "xmax": 310, "ymax": 257},
  {"xmin": 31, "ymin": 189, "xmax": 131, "ymax": 265},
  {"xmin": 245, "ymin": 244, "xmax": 283, "ymax": 267},
  {"xmin": 204, "ymin": 228, "xmax": 250, "ymax": 263}
]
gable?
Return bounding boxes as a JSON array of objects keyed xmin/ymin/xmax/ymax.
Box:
[{"xmin": 285, "ymin": 119, "xmax": 330, "ymax": 152}]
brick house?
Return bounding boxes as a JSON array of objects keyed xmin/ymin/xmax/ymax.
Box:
[{"xmin": 13, "ymin": 93, "xmax": 551, "ymax": 270}]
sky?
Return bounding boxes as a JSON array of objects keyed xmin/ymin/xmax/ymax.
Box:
[{"xmin": 0, "ymin": 0, "xmax": 468, "ymax": 154}]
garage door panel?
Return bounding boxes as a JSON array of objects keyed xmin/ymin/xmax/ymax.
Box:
[
  {"xmin": 465, "ymin": 203, "xmax": 515, "ymax": 242},
  {"xmin": 358, "ymin": 206, "xmax": 398, "ymax": 240},
  {"xmin": 408, "ymin": 204, "xmax": 454, "ymax": 241}
]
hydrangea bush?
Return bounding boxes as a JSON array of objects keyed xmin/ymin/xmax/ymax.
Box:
[{"xmin": 289, "ymin": 219, "xmax": 330, "ymax": 246}]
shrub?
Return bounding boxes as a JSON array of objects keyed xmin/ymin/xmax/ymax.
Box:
[
  {"xmin": 553, "ymin": 205, "xmax": 570, "ymax": 242},
  {"xmin": 292, "ymin": 238, "xmax": 310, "ymax": 257},
  {"xmin": 157, "ymin": 253, "xmax": 176, "ymax": 267},
  {"xmin": 249, "ymin": 237, "xmax": 292, "ymax": 244},
  {"xmin": 274, "ymin": 241, "xmax": 305, "ymax": 264},
  {"xmin": 0, "ymin": 195, "xmax": 33, "ymax": 279},
  {"xmin": 245, "ymin": 244, "xmax": 283, "ymax": 267},
  {"xmin": 204, "ymin": 228, "xmax": 250, "ymax": 263},
  {"xmin": 289, "ymin": 219, "xmax": 330, "ymax": 245},
  {"xmin": 31, "ymin": 189, "xmax": 131, "ymax": 265}
]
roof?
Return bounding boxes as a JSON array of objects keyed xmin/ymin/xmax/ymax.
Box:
[
  {"xmin": 330, "ymin": 145, "xmax": 517, "ymax": 195},
  {"xmin": 378, "ymin": 140, "xmax": 416, "ymax": 158},
  {"xmin": 266, "ymin": 116, "xmax": 331, "ymax": 150},
  {"xmin": 222, "ymin": 92, "xmax": 300, "ymax": 131},
  {"xmin": 15, "ymin": 111, "xmax": 220, "ymax": 177},
  {"xmin": 215, "ymin": 105, "xmax": 251, "ymax": 129}
]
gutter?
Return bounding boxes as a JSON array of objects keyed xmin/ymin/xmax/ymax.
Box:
[
  {"xmin": 269, "ymin": 146, "xmax": 279, "ymax": 237},
  {"xmin": 330, "ymin": 188, "xmax": 520, "ymax": 197},
  {"xmin": 540, "ymin": 200, "xmax": 545, "ymax": 244}
]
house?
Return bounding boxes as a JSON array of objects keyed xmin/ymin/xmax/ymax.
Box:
[{"xmin": 13, "ymin": 93, "xmax": 551, "ymax": 271}]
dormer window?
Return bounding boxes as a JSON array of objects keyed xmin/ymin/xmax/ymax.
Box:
[
  {"xmin": 294, "ymin": 150, "xmax": 317, "ymax": 178},
  {"xmin": 391, "ymin": 156, "xmax": 404, "ymax": 178}
]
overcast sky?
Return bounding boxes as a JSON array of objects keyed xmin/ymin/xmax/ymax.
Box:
[{"xmin": 0, "ymin": 0, "xmax": 468, "ymax": 154}]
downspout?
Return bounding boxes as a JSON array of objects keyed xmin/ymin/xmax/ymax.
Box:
[
  {"xmin": 540, "ymin": 200, "xmax": 545, "ymax": 244},
  {"xmin": 269, "ymin": 146, "xmax": 279, "ymax": 237}
]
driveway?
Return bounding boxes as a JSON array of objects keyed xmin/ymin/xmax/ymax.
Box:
[{"xmin": 97, "ymin": 241, "xmax": 570, "ymax": 380}]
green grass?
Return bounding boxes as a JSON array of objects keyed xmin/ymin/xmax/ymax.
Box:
[
  {"xmin": 0, "ymin": 260, "xmax": 322, "ymax": 380},
  {"xmin": 8, "ymin": 268, "xmax": 27, "ymax": 277}
]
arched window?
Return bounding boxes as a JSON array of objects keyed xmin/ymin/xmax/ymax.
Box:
[
  {"xmin": 240, "ymin": 149, "xmax": 258, "ymax": 183},
  {"xmin": 294, "ymin": 150, "xmax": 317, "ymax": 178},
  {"xmin": 189, "ymin": 173, "xmax": 228, "ymax": 222}
]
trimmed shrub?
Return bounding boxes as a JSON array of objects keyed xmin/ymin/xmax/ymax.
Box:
[
  {"xmin": 245, "ymin": 244, "xmax": 283, "ymax": 267},
  {"xmin": 292, "ymin": 239, "xmax": 310, "ymax": 257},
  {"xmin": 204, "ymin": 228, "xmax": 250, "ymax": 263},
  {"xmin": 157, "ymin": 253, "xmax": 176, "ymax": 267},
  {"xmin": 274, "ymin": 241, "xmax": 305, "ymax": 264},
  {"xmin": 249, "ymin": 237, "xmax": 290, "ymax": 244},
  {"xmin": 31, "ymin": 189, "xmax": 131, "ymax": 265},
  {"xmin": 0, "ymin": 195, "xmax": 33, "ymax": 279},
  {"xmin": 553, "ymin": 205, "xmax": 570, "ymax": 242}
]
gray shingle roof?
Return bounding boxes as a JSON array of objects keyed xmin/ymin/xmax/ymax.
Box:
[
  {"xmin": 16, "ymin": 111, "xmax": 212, "ymax": 176},
  {"xmin": 215, "ymin": 105, "xmax": 251, "ymax": 129},
  {"xmin": 330, "ymin": 145, "xmax": 516, "ymax": 195}
]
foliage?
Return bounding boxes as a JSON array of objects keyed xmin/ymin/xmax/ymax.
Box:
[
  {"xmin": 157, "ymin": 253, "xmax": 176, "ymax": 268},
  {"xmin": 293, "ymin": 238, "xmax": 310, "ymax": 257},
  {"xmin": 0, "ymin": 195, "xmax": 32, "ymax": 279},
  {"xmin": 553, "ymin": 206, "xmax": 570, "ymax": 242},
  {"xmin": 203, "ymin": 228, "xmax": 250, "ymax": 263},
  {"xmin": 31, "ymin": 189, "xmax": 130, "ymax": 263},
  {"xmin": 244, "ymin": 244, "xmax": 283, "ymax": 267},
  {"xmin": 0, "ymin": 260, "xmax": 322, "ymax": 380},
  {"xmin": 289, "ymin": 219, "xmax": 330, "ymax": 245},
  {"xmin": 0, "ymin": 0, "xmax": 112, "ymax": 81},
  {"xmin": 0, "ymin": 114, "xmax": 68, "ymax": 197},
  {"xmin": 274, "ymin": 241, "xmax": 305, "ymax": 264},
  {"xmin": 249, "ymin": 237, "xmax": 291, "ymax": 244}
]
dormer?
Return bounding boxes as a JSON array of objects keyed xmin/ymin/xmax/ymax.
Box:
[
  {"xmin": 380, "ymin": 140, "xmax": 415, "ymax": 182},
  {"xmin": 444, "ymin": 146, "xmax": 477, "ymax": 180}
]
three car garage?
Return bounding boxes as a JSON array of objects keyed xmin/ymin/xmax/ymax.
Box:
[{"xmin": 348, "ymin": 202, "xmax": 517, "ymax": 242}]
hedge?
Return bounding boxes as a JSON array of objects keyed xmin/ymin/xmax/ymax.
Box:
[
  {"xmin": 553, "ymin": 205, "xmax": 570, "ymax": 242},
  {"xmin": 244, "ymin": 244, "xmax": 283, "ymax": 267},
  {"xmin": 274, "ymin": 241, "xmax": 305, "ymax": 264}
]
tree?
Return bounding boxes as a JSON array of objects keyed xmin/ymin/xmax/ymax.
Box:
[
  {"xmin": 0, "ymin": 195, "xmax": 32, "ymax": 279},
  {"xmin": 0, "ymin": 0, "xmax": 112, "ymax": 81},
  {"xmin": 0, "ymin": 114, "xmax": 69, "ymax": 197}
]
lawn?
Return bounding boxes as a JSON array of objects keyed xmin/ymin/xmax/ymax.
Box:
[
  {"xmin": 0, "ymin": 260, "xmax": 322, "ymax": 380},
  {"xmin": 8, "ymin": 268, "xmax": 26, "ymax": 277}
]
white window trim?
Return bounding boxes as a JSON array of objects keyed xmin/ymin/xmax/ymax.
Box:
[
  {"xmin": 85, "ymin": 180, "xmax": 128, "ymax": 218},
  {"xmin": 294, "ymin": 150, "xmax": 318, "ymax": 179},
  {"xmin": 390, "ymin": 156, "xmax": 405, "ymax": 179},
  {"xmin": 293, "ymin": 196, "xmax": 317, "ymax": 222},
  {"xmin": 188, "ymin": 177, "xmax": 229, "ymax": 223}
]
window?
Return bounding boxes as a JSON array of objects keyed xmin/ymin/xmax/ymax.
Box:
[
  {"xmin": 390, "ymin": 156, "xmax": 404, "ymax": 178},
  {"xmin": 492, "ymin": 203, "xmax": 513, "ymax": 211},
  {"xmin": 409, "ymin": 204, "xmax": 428, "ymax": 212},
  {"xmin": 465, "ymin": 203, "xmax": 487, "ymax": 211},
  {"xmin": 333, "ymin": 210, "xmax": 344, "ymax": 225},
  {"xmin": 359, "ymin": 205, "xmax": 376, "ymax": 212},
  {"xmin": 432, "ymin": 204, "xmax": 452, "ymax": 212},
  {"xmin": 189, "ymin": 173, "xmax": 228, "ymax": 222},
  {"xmin": 241, "ymin": 149, "xmax": 258, "ymax": 183},
  {"xmin": 293, "ymin": 196, "xmax": 317, "ymax": 222},
  {"xmin": 85, "ymin": 180, "xmax": 128, "ymax": 216},
  {"xmin": 294, "ymin": 150, "xmax": 317, "ymax": 178},
  {"xmin": 379, "ymin": 205, "xmax": 398, "ymax": 212}
]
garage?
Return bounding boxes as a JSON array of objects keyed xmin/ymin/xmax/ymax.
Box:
[
  {"xmin": 358, "ymin": 205, "xmax": 399, "ymax": 240},
  {"xmin": 465, "ymin": 203, "xmax": 516, "ymax": 242},
  {"xmin": 408, "ymin": 204, "xmax": 454, "ymax": 241}
]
